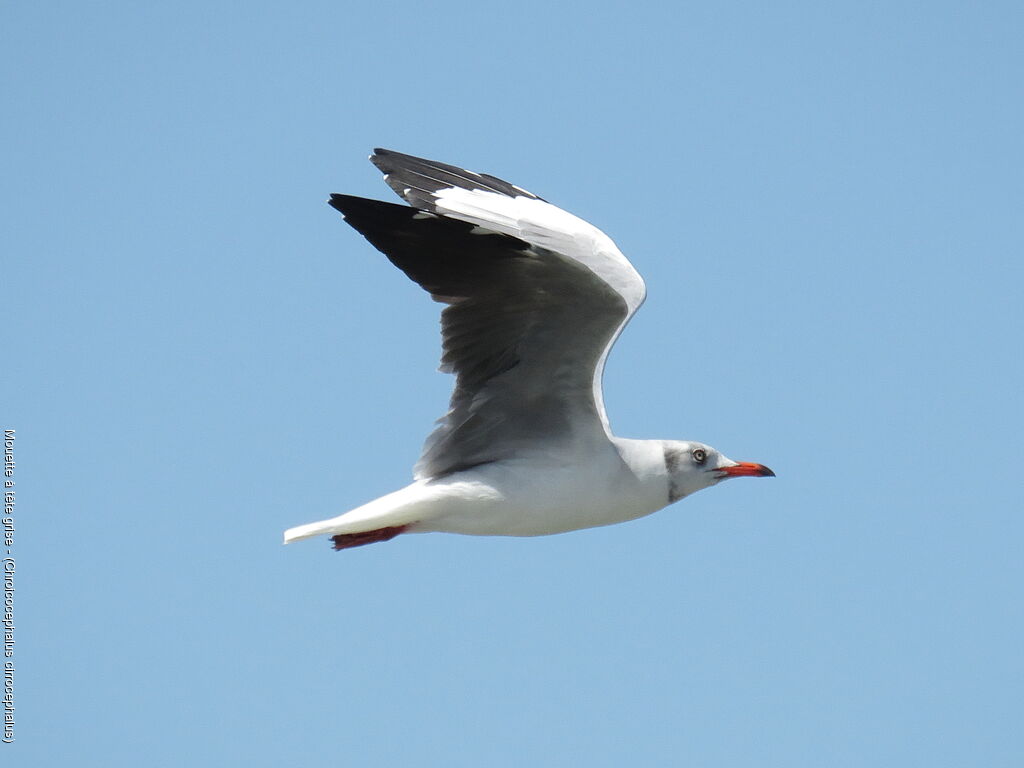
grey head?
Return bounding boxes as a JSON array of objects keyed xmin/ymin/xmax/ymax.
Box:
[{"xmin": 663, "ymin": 440, "xmax": 775, "ymax": 503}]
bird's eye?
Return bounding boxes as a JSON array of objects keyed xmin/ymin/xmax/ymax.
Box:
[{"xmin": 692, "ymin": 448, "xmax": 707, "ymax": 464}]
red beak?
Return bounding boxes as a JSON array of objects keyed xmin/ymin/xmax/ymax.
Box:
[{"xmin": 717, "ymin": 462, "xmax": 775, "ymax": 478}]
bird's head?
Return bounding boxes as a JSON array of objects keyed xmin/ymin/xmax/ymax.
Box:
[{"xmin": 664, "ymin": 440, "xmax": 775, "ymax": 502}]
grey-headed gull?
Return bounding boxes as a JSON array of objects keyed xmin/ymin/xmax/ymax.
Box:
[{"xmin": 284, "ymin": 149, "xmax": 773, "ymax": 551}]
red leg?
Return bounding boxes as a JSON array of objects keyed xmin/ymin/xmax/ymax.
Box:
[{"xmin": 330, "ymin": 524, "xmax": 409, "ymax": 551}]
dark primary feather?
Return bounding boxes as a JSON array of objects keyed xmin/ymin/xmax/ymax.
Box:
[
  {"xmin": 370, "ymin": 148, "xmax": 543, "ymax": 213},
  {"xmin": 328, "ymin": 194, "xmax": 628, "ymax": 479}
]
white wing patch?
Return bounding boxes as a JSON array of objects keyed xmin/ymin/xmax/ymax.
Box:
[{"xmin": 430, "ymin": 188, "xmax": 646, "ymax": 314}]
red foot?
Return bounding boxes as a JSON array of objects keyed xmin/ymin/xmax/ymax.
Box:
[{"xmin": 331, "ymin": 524, "xmax": 409, "ymax": 551}]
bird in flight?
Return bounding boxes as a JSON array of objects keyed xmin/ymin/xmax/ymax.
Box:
[{"xmin": 284, "ymin": 149, "xmax": 773, "ymax": 551}]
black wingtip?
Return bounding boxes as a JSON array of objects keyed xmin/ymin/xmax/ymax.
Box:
[
  {"xmin": 328, "ymin": 193, "xmax": 391, "ymax": 218},
  {"xmin": 369, "ymin": 149, "xmax": 393, "ymax": 177},
  {"xmin": 370, "ymin": 148, "xmax": 399, "ymax": 168},
  {"xmin": 325, "ymin": 194, "xmax": 445, "ymax": 231},
  {"xmin": 327, "ymin": 193, "xmax": 348, "ymax": 215}
]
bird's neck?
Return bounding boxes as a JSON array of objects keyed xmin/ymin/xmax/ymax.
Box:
[{"xmin": 610, "ymin": 437, "xmax": 673, "ymax": 506}]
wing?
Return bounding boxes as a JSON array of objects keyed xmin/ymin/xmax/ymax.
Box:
[
  {"xmin": 329, "ymin": 151, "xmax": 646, "ymax": 479},
  {"xmin": 369, "ymin": 150, "xmax": 648, "ymax": 433}
]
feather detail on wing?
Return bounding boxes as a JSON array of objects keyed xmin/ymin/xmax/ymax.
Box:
[{"xmin": 329, "ymin": 151, "xmax": 646, "ymax": 479}]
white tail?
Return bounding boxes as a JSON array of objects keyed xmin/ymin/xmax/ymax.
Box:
[
  {"xmin": 282, "ymin": 480, "xmax": 441, "ymax": 545},
  {"xmin": 282, "ymin": 519, "xmax": 339, "ymax": 545}
]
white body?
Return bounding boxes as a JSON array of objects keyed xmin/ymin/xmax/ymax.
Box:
[{"xmin": 283, "ymin": 438, "xmax": 670, "ymax": 543}]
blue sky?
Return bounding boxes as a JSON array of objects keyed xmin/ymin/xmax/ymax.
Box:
[{"xmin": 4, "ymin": 1, "xmax": 1023, "ymax": 765}]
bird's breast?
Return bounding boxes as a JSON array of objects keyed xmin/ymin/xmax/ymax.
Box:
[{"xmin": 416, "ymin": 445, "xmax": 669, "ymax": 537}]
